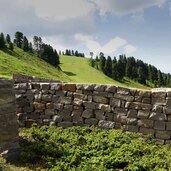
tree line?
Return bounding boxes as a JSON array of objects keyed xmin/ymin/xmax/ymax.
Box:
[
  {"xmin": 90, "ymin": 52, "xmax": 171, "ymax": 87},
  {"xmin": 59, "ymin": 49, "xmax": 85, "ymax": 58},
  {"xmin": 0, "ymin": 32, "xmax": 60, "ymax": 67}
]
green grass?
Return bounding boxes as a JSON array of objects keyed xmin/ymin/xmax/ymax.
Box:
[
  {"xmin": 60, "ymin": 55, "xmax": 150, "ymax": 89},
  {"xmin": 0, "ymin": 47, "xmax": 70, "ymax": 81},
  {"xmin": 1, "ymin": 126, "xmax": 171, "ymax": 171},
  {"xmin": 0, "ymin": 47, "xmax": 149, "ymax": 89}
]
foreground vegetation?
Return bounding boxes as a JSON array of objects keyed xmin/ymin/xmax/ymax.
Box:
[{"xmin": 1, "ymin": 126, "xmax": 171, "ymax": 171}]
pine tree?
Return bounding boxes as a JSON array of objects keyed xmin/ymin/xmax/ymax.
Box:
[
  {"xmin": 99, "ymin": 52, "xmax": 106, "ymax": 73},
  {"xmin": 137, "ymin": 66, "xmax": 146, "ymax": 84},
  {"xmin": 29, "ymin": 42, "xmax": 33, "ymax": 52},
  {"xmin": 6, "ymin": 34, "xmax": 11, "ymax": 44},
  {"xmin": 112, "ymin": 57, "xmax": 118, "ymax": 80},
  {"xmin": 157, "ymin": 70, "xmax": 164, "ymax": 87},
  {"xmin": 22, "ymin": 36, "xmax": 29, "ymax": 51},
  {"xmin": 9, "ymin": 42, "xmax": 14, "ymax": 50},
  {"xmin": 14, "ymin": 32, "xmax": 23, "ymax": 48},
  {"xmin": 0, "ymin": 32, "xmax": 5, "ymax": 48},
  {"xmin": 104, "ymin": 56, "xmax": 112, "ymax": 77}
]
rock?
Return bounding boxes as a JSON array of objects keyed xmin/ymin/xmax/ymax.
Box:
[
  {"xmin": 152, "ymin": 105, "xmax": 163, "ymax": 113},
  {"xmin": 50, "ymin": 83, "xmax": 62, "ymax": 90},
  {"xmin": 58, "ymin": 122, "xmax": 73, "ymax": 128},
  {"xmin": 42, "ymin": 94, "xmax": 52, "ymax": 102},
  {"xmin": 93, "ymin": 96, "xmax": 109, "ymax": 104},
  {"xmin": 138, "ymin": 110, "xmax": 150, "ymax": 119},
  {"xmin": 117, "ymin": 87, "xmax": 130, "ymax": 95},
  {"xmin": 82, "ymin": 84, "xmax": 95, "ymax": 91},
  {"xmin": 137, "ymin": 119, "xmax": 154, "ymax": 128},
  {"xmin": 127, "ymin": 110, "xmax": 138, "ymax": 118},
  {"xmin": 55, "ymin": 91, "xmax": 66, "ymax": 97},
  {"xmin": 33, "ymin": 102, "xmax": 45, "ymax": 110},
  {"xmin": 155, "ymin": 131, "xmax": 170, "ymax": 140},
  {"xmin": 127, "ymin": 102, "xmax": 142, "ymax": 110},
  {"xmin": 98, "ymin": 120, "xmax": 115, "ymax": 129},
  {"xmin": 73, "ymin": 98, "xmax": 82, "ymax": 106},
  {"xmin": 152, "ymin": 91, "xmax": 166, "ymax": 105},
  {"xmin": 166, "ymin": 122, "xmax": 171, "ymax": 130},
  {"xmin": 105, "ymin": 85, "xmax": 116, "ymax": 93},
  {"xmin": 136, "ymin": 90, "xmax": 151, "ymax": 97},
  {"xmin": 94, "ymin": 85, "xmax": 106, "ymax": 92},
  {"xmin": 40, "ymin": 83, "xmax": 50, "ymax": 90},
  {"xmin": 58, "ymin": 97, "xmax": 72, "ymax": 105},
  {"xmin": 127, "ymin": 118, "xmax": 137, "ymax": 125},
  {"xmin": 95, "ymin": 110, "xmax": 105, "ymax": 120},
  {"xmin": 46, "ymin": 103, "xmax": 54, "ymax": 109},
  {"xmin": 139, "ymin": 127, "xmax": 154, "ymax": 135},
  {"xmin": 154, "ymin": 121, "xmax": 166, "ymax": 130},
  {"xmin": 126, "ymin": 125, "xmax": 139, "ymax": 132},
  {"xmin": 82, "ymin": 109, "xmax": 94, "ymax": 118},
  {"xmin": 98, "ymin": 104, "xmax": 111, "ymax": 112},
  {"xmin": 31, "ymin": 83, "xmax": 40, "ymax": 89},
  {"xmin": 53, "ymin": 115, "xmax": 62, "ymax": 122},
  {"xmin": 149, "ymin": 112, "xmax": 167, "ymax": 121},
  {"xmin": 83, "ymin": 101, "xmax": 96, "ymax": 109},
  {"xmin": 114, "ymin": 108, "xmax": 127, "ymax": 116},
  {"xmin": 141, "ymin": 104, "xmax": 152, "ymax": 111},
  {"xmin": 62, "ymin": 84, "xmax": 76, "ymax": 92},
  {"xmin": 110, "ymin": 98, "xmax": 121, "ymax": 107},
  {"xmin": 45, "ymin": 109, "xmax": 55, "ymax": 115},
  {"xmin": 85, "ymin": 118, "xmax": 98, "ymax": 125},
  {"xmin": 49, "ymin": 121, "xmax": 56, "ymax": 126},
  {"xmin": 114, "ymin": 94, "xmax": 134, "ymax": 102},
  {"xmin": 142, "ymin": 98, "xmax": 151, "ymax": 104}
]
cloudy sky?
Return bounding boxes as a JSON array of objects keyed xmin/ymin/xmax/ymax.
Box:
[{"xmin": 0, "ymin": 0, "xmax": 171, "ymax": 73}]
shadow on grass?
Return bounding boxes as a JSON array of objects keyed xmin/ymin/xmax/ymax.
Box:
[{"xmin": 63, "ymin": 71, "xmax": 76, "ymax": 76}]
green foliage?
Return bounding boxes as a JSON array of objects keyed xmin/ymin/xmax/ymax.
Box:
[
  {"xmin": 14, "ymin": 32, "xmax": 23, "ymax": 48},
  {"xmin": 19, "ymin": 126, "xmax": 171, "ymax": 171},
  {"xmin": 0, "ymin": 32, "xmax": 5, "ymax": 48}
]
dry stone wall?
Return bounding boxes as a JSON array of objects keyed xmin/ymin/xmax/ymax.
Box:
[
  {"xmin": 0, "ymin": 79, "xmax": 19, "ymax": 160},
  {"xmin": 15, "ymin": 82, "xmax": 171, "ymax": 145}
]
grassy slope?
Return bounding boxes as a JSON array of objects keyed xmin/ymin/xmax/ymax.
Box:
[
  {"xmin": 60, "ymin": 55, "xmax": 150, "ymax": 89},
  {"xmin": 0, "ymin": 47, "xmax": 70, "ymax": 81}
]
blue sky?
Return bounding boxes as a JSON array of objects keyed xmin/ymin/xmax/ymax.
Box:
[{"xmin": 0, "ymin": 0, "xmax": 171, "ymax": 73}]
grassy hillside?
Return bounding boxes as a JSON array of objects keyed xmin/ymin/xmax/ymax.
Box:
[
  {"xmin": 60, "ymin": 55, "xmax": 149, "ymax": 89},
  {"xmin": 0, "ymin": 48, "xmax": 70, "ymax": 81},
  {"xmin": 0, "ymin": 47, "xmax": 149, "ymax": 89}
]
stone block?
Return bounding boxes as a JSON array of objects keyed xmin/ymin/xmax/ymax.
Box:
[
  {"xmin": 98, "ymin": 104, "xmax": 111, "ymax": 112},
  {"xmin": 33, "ymin": 102, "xmax": 45, "ymax": 110},
  {"xmin": 105, "ymin": 85, "xmax": 116, "ymax": 92},
  {"xmin": 46, "ymin": 103, "xmax": 54, "ymax": 109},
  {"xmin": 127, "ymin": 118, "xmax": 137, "ymax": 125},
  {"xmin": 94, "ymin": 85, "xmax": 106, "ymax": 92},
  {"xmin": 114, "ymin": 93, "xmax": 134, "ymax": 102},
  {"xmin": 72, "ymin": 116, "xmax": 84, "ymax": 124},
  {"xmin": 58, "ymin": 97, "xmax": 72, "ymax": 105},
  {"xmin": 142, "ymin": 98, "xmax": 151, "ymax": 104},
  {"xmin": 136, "ymin": 90, "xmax": 151, "ymax": 97},
  {"xmin": 110, "ymin": 98, "xmax": 121, "ymax": 107},
  {"xmin": 73, "ymin": 93, "xmax": 87, "ymax": 100},
  {"xmin": 127, "ymin": 102, "xmax": 142, "ymax": 110},
  {"xmin": 93, "ymin": 96, "xmax": 109, "ymax": 104},
  {"xmin": 45, "ymin": 109, "xmax": 55, "ymax": 115},
  {"xmin": 149, "ymin": 112, "xmax": 167, "ymax": 121},
  {"xmin": 139, "ymin": 127, "xmax": 155, "ymax": 135},
  {"xmin": 82, "ymin": 84, "xmax": 95, "ymax": 91},
  {"xmin": 50, "ymin": 83, "xmax": 62, "ymax": 90},
  {"xmin": 98, "ymin": 120, "xmax": 115, "ymax": 129},
  {"xmin": 137, "ymin": 119, "xmax": 154, "ymax": 128},
  {"xmin": 127, "ymin": 110, "xmax": 138, "ymax": 118},
  {"xmin": 85, "ymin": 118, "xmax": 98, "ymax": 125},
  {"xmin": 155, "ymin": 131, "xmax": 171, "ymax": 140},
  {"xmin": 154, "ymin": 121, "xmax": 166, "ymax": 130},
  {"xmin": 83, "ymin": 101, "xmax": 96, "ymax": 109},
  {"xmin": 40, "ymin": 83, "xmax": 50, "ymax": 90},
  {"xmin": 42, "ymin": 94, "xmax": 52, "ymax": 102},
  {"xmin": 166, "ymin": 97, "xmax": 171, "ymax": 108},
  {"xmin": 82, "ymin": 109, "xmax": 94, "ymax": 118},
  {"xmin": 53, "ymin": 115, "xmax": 62, "ymax": 122},
  {"xmin": 62, "ymin": 84, "xmax": 76, "ymax": 92},
  {"xmin": 73, "ymin": 98, "xmax": 82, "ymax": 106},
  {"xmin": 114, "ymin": 108, "xmax": 127, "ymax": 115},
  {"xmin": 117, "ymin": 87, "xmax": 130, "ymax": 95},
  {"xmin": 105, "ymin": 112, "xmax": 114, "ymax": 121},
  {"xmin": 138, "ymin": 110, "xmax": 150, "ymax": 119},
  {"xmin": 83, "ymin": 90, "xmax": 93, "ymax": 95},
  {"xmin": 55, "ymin": 90, "xmax": 66, "ymax": 97},
  {"xmin": 58, "ymin": 122, "xmax": 73, "ymax": 128},
  {"xmin": 126, "ymin": 125, "xmax": 139, "ymax": 132},
  {"xmin": 152, "ymin": 105, "xmax": 163, "ymax": 113},
  {"xmin": 141, "ymin": 104, "xmax": 152, "ymax": 111},
  {"xmin": 95, "ymin": 110, "xmax": 105, "ymax": 120},
  {"xmin": 152, "ymin": 91, "xmax": 166, "ymax": 105},
  {"xmin": 166, "ymin": 122, "xmax": 171, "ymax": 130}
]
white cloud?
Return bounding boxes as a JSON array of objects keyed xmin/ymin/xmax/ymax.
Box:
[
  {"xmin": 92, "ymin": 0, "xmax": 166, "ymax": 16},
  {"xmin": 75, "ymin": 34, "xmax": 127, "ymax": 55},
  {"xmin": 124, "ymin": 44, "xmax": 137, "ymax": 54}
]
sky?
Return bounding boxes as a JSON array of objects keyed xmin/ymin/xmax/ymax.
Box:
[{"xmin": 0, "ymin": 0, "xmax": 171, "ymax": 73}]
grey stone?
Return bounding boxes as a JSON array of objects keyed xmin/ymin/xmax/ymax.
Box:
[
  {"xmin": 94, "ymin": 85, "xmax": 106, "ymax": 92},
  {"xmin": 149, "ymin": 112, "xmax": 167, "ymax": 121},
  {"xmin": 58, "ymin": 121, "xmax": 73, "ymax": 128},
  {"xmin": 45, "ymin": 109, "xmax": 55, "ymax": 115},
  {"xmin": 139, "ymin": 127, "xmax": 155, "ymax": 135},
  {"xmin": 155, "ymin": 131, "xmax": 170, "ymax": 140},
  {"xmin": 152, "ymin": 105, "xmax": 163, "ymax": 113},
  {"xmin": 127, "ymin": 118, "xmax": 137, "ymax": 125},
  {"xmin": 95, "ymin": 110, "xmax": 105, "ymax": 120},
  {"xmin": 114, "ymin": 108, "xmax": 127, "ymax": 116},
  {"xmin": 98, "ymin": 120, "xmax": 115, "ymax": 129},
  {"xmin": 42, "ymin": 94, "xmax": 52, "ymax": 102},
  {"xmin": 73, "ymin": 98, "xmax": 82, "ymax": 106},
  {"xmin": 63, "ymin": 105, "xmax": 73, "ymax": 111},
  {"xmin": 138, "ymin": 110, "xmax": 150, "ymax": 119},
  {"xmin": 32, "ymin": 83, "xmax": 40, "ymax": 89},
  {"xmin": 136, "ymin": 90, "xmax": 151, "ymax": 97},
  {"xmin": 82, "ymin": 109, "xmax": 94, "ymax": 118},
  {"xmin": 126, "ymin": 125, "xmax": 139, "ymax": 132},
  {"xmin": 53, "ymin": 115, "xmax": 62, "ymax": 122},
  {"xmin": 93, "ymin": 96, "xmax": 109, "ymax": 104},
  {"xmin": 49, "ymin": 121, "xmax": 56, "ymax": 126},
  {"xmin": 55, "ymin": 90, "xmax": 66, "ymax": 97},
  {"xmin": 83, "ymin": 101, "xmax": 96, "ymax": 109},
  {"xmin": 137, "ymin": 119, "xmax": 154, "ymax": 128},
  {"xmin": 166, "ymin": 122, "xmax": 171, "ymax": 130},
  {"xmin": 50, "ymin": 83, "xmax": 62, "ymax": 90},
  {"xmin": 127, "ymin": 102, "xmax": 142, "ymax": 110},
  {"xmin": 98, "ymin": 104, "xmax": 111, "ymax": 112},
  {"xmin": 152, "ymin": 91, "xmax": 166, "ymax": 105},
  {"xmin": 142, "ymin": 98, "xmax": 151, "ymax": 104},
  {"xmin": 117, "ymin": 87, "xmax": 130, "ymax": 95},
  {"xmin": 114, "ymin": 93, "xmax": 134, "ymax": 102},
  {"xmin": 105, "ymin": 85, "xmax": 116, "ymax": 92},
  {"xmin": 154, "ymin": 121, "xmax": 166, "ymax": 130},
  {"xmin": 40, "ymin": 83, "xmax": 50, "ymax": 90},
  {"xmin": 85, "ymin": 118, "xmax": 98, "ymax": 125},
  {"xmin": 58, "ymin": 97, "xmax": 72, "ymax": 105},
  {"xmin": 127, "ymin": 110, "xmax": 138, "ymax": 118},
  {"xmin": 141, "ymin": 104, "xmax": 152, "ymax": 111},
  {"xmin": 82, "ymin": 84, "xmax": 95, "ymax": 91},
  {"xmin": 110, "ymin": 98, "xmax": 121, "ymax": 107}
]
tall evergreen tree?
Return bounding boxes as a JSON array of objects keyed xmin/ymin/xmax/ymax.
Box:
[
  {"xmin": 137, "ymin": 66, "xmax": 146, "ymax": 84},
  {"xmin": 104, "ymin": 56, "xmax": 112, "ymax": 77},
  {"xmin": 9, "ymin": 42, "xmax": 14, "ymax": 50},
  {"xmin": 99, "ymin": 52, "xmax": 106, "ymax": 73},
  {"xmin": 112, "ymin": 57, "xmax": 119, "ymax": 80},
  {"xmin": 22, "ymin": 36, "xmax": 29, "ymax": 51},
  {"xmin": 157, "ymin": 70, "xmax": 164, "ymax": 87},
  {"xmin": 14, "ymin": 32, "xmax": 23, "ymax": 48},
  {"xmin": 0, "ymin": 32, "xmax": 5, "ymax": 48},
  {"xmin": 6, "ymin": 34, "xmax": 11, "ymax": 44}
]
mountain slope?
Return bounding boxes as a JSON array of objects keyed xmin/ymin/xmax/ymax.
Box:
[
  {"xmin": 60, "ymin": 55, "xmax": 149, "ymax": 89},
  {"xmin": 0, "ymin": 47, "xmax": 70, "ymax": 81}
]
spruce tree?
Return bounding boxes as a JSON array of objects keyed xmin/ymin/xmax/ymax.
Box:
[
  {"xmin": 99, "ymin": 52, "xmax": 106, "ymax": 73},
  {"xmin": 9, "ymin": 42, "xmax": 14, "ymax": 50},
  {"xmin": 15, "ymin": 32, "xmax": 23, "ymax": 48},
  {"xmin": 112, "ymin": 57, "xmax": 118, "ymax": 80},
  {"xmin": 104, "ymin": 56, "xmax": 112, "ymax": 77},
  {"xmin": 0, "ymin": 32, "xmax": 5, "ymax": 48},
  {"xmin": 6, "ymin": 34, "xmax": 11, "ymax": 44},
  {"xmin": 22, "ymin": 36, "xmax": 29, "ymax": 51}
]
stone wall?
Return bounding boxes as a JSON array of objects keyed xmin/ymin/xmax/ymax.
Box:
[
  {"xmin": 15, "ymin": 82, "xmax": 171, "ymax": 145},
  {"xmin": 0, "ymin": 79, "xmax": 19, "ymax": 160}
]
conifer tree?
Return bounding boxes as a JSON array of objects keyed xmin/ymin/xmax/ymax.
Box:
[
  {"xmin": 0, "ymin": 32, "xmax": 5, "ymax": 48},
  {"xmin": 22, "ymin": 36, "xmax": 29, "ymax": 51},
  {"xmin": 14, "ymin": 32, "xmax": 23, "ymax": 48},
  {"xmin": 6, "ymin": 34, "xmax": 11, "ymax": 44},
  {"xmin": 104, "ymin": 56, "xmax": 112, "ymax": 77}
]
